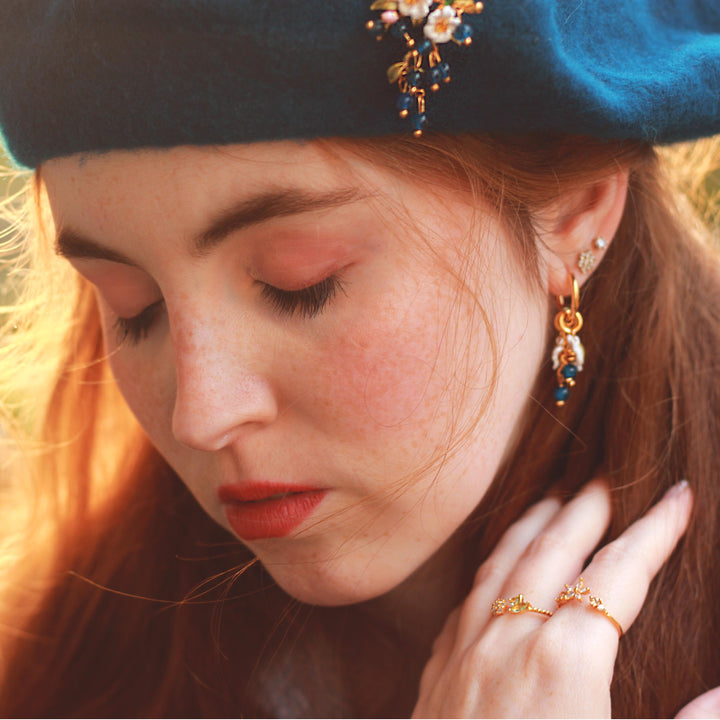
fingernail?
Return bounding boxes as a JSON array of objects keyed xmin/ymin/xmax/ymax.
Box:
[{"xmin": 664, "ymin": 479, "xmax": 690, "ymax": 499}]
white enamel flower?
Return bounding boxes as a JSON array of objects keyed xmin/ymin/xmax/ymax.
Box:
[
  {"xmin": 551, "ymin": 334, "xmax": 585, "ymax": 371},
  {"xmin": 398, "ymin": 0, "xmax": 432, "ymax": 22},
  {"xmin": 423, "ymin": 6, "xmax": 461, "ymax": 43}
]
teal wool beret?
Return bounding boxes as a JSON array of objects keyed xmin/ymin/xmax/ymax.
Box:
[{"xmin": 0, "ymin": 0, "xmax": 719, "ymax": 168}]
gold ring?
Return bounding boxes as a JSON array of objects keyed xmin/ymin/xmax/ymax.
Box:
[
  {"xmin": 491, "ymin": 594, "xmax": 553, "ymax": 618},
  {"xmin": 555, "ymin": 577, "xmax": 623, "ymax": 637}
]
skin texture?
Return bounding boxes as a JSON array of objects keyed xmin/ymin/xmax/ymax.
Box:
[
  {"xmin": 412, "ymin": 480, "xmax": 695, "ymax": 717},
  {"xmin": 43, "ymin": 142, "xmax": 550, "ymax": 606},
  {"xmin": 42, "ymin": 141, "xmax": 716, "ymax": 716}
]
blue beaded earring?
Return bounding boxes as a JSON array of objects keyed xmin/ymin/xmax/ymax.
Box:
[{"xmin": 551, "ymin": 275, "xmax": 584, "ymax": 407}]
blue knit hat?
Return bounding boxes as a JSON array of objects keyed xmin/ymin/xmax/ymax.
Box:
[{"xmin": 0, "ymin": 0, "xmax": 719, "ymax": 168}]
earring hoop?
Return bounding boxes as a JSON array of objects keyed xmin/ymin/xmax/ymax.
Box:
[{"xmin": 551, "ymin": 274, "xmax": 585, "ymax": 407}]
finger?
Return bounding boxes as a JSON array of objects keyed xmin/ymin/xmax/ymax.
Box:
[
  {"xmin": 421, "ymin": 606, "xmax": 461, "ymax": 689},
  {"xmin": 494, "ymin": 478, "xmax": 612, "ymax": 612},
  {"xmin": 675, "ymin": 686, "xmax": 720, "ymax": 719},
  {"xmin": 451, "ymin": 496, "xmax": 562, "ymax": 643},
  {"xmin": 472, "ymin": 494, "xmax": 563, "ymax": 592},
  {"xmin": 432, "ymin": 605, "xmax": 461, "ymax": 658},
  {"xmin": 555, "ymin": 480, "xmax": 693, "ymax": 644},
  {"xmin": 458, "ymin": 482, "xmax": 608, "ymax": 649}
]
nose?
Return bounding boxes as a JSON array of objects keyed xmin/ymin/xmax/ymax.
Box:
[{"xmin": 170, "ymin": 319, "xmax": 279, "ymax": 452}]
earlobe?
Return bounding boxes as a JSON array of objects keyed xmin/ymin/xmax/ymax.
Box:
[{"xmin": 542, "ymin": 169, "xmax": 629, "ymax": 296}]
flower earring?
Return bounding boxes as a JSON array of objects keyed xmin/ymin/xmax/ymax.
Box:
[
  {"xmin": 577, "ymin": 236, "xmax": 607, "ymax": 274},
  {"xmin": 551, "ymin": 274, "xmax": 584, "ymax": 406}
]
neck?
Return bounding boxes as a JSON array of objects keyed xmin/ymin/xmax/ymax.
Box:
[
  {"xmin": 355, "ymin": 525, "xmax": 476, "ymax": 654},
  {"xmin": 249, "ymin": 526, "xmax": 480, "ymax": 718}
]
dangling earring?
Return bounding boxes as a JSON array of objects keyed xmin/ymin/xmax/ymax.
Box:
[{"xmin": 551, "ymin": 274, "xmax": 584, "ymax": 407}]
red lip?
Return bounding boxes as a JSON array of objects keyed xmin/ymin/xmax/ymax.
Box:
[{"xmin": 218, "ymin": 483, "xmax": 327, "ymax": 541}]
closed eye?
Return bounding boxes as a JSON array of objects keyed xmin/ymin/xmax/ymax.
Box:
[
  {"xmin": 112, "ymin": 274, "xmax": 344, "ymax": 346},
  {"xmin": 260, "ymin": 275, "xmax": 346, "ymax": 318},
  {"xmin": 113, "ymin": 300, "xmax": 165, "ymax": 345}
]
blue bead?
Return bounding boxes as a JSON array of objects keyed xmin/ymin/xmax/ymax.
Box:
[
  {"xmin": 454, "ymin": 24, "xmax": 473, "ymax": 41},
  {"xmin": 407, "ymin": 70, "xmax": 422, "ymax": 88},
  {"xmin": 429, "ymin": 66, "xmax": 444, "ymax": 86},
  {"xmin": 439, "ymin": 61, "xmax": 451, "ymax": 79},
  {"xmin": 389, "ymin": 18, "xmax": 412, "ymax": 39},
  {"xmin": 554, "ymin": 385, "xmax": 570, "ymax": 402},
  {"xmin": 366, "ymin": 20, "xmax": 385, "ymax": 38},
  {"xmin": 417, "ymin": 39, "xmax": 433, "ymax": 55},
  {"xmin": 561, "ymin": 364, "xmax": 578, "ymax": 379},
  {"xmin": 410, "ymin": 111, "xmax": 427, "ymax": 133},
  {"xmin": 396, "ymin": 92, "xmax": 414, "ymax": 111}
]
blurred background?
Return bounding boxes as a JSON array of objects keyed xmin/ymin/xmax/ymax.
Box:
[{"xmin": 0, "ymin": 144, "xmax": 28, "ymax": 308}]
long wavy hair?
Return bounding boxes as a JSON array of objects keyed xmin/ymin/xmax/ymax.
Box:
[{"xmin": 0, "ymin": 133, "xmax": 719, "ymax": 717}]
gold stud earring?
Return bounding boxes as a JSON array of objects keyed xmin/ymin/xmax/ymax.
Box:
[{"xmin": 577, "ymin": 236, "xmax": 607, "ymax": 274}]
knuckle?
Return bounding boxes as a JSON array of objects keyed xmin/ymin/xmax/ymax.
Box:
[
  {"xmin": 531, "ymin": 622, "xmax": 614, "ymax": 685},
  {"xmin": 462, "ymin": 639, "xmax": 497, "ymax": 677},
  {"xmin": 525, "ymin": 626, "xmax": 579, "ymax": 674}
]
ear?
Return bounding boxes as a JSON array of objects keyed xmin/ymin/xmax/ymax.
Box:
[{"xmin": 537, "ymin": 168, "xmax": 629, "ymax": 296}]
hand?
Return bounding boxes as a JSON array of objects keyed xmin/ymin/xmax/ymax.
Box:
[
  {"xmin": 413, "ymin": 479, "xmax": 693, "ymax": 718},
  {"xmin": 676, "ymin": 687, "xmax": 720, "ymax": 718}
]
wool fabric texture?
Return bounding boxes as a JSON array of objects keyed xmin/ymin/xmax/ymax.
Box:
[{"xmin": 0, "ymin": 0, "xmax": 719, "ymax": 168}]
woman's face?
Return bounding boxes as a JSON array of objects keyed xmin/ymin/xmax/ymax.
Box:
[{"xmin": 43, "ymin": 142, "xmax": 548, "ymax": 605}]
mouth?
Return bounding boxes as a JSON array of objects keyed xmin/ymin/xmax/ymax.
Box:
[
  {"xmin": 245, "ymin": 491, "xmax": 292, "ymax": 502},
  {"xmin": 217, "ymin": 483, "xmax": 328, "ymax": 541}
]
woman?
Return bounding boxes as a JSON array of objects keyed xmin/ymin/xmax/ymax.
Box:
[{"xmin": 0, "ymin": 1, "xmax": 719, "ymax": 717}]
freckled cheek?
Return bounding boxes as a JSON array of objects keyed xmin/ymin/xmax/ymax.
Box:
[
  {"xmin": 106, "ymin": 347, "xmax": 175, "ymax": 444},
  {"xmin": 319, "ymin": 307, "xmax": 457, "ymax": 437},
  {"xmin": 93, "ymin": 306, "xmax": 173, "ymax": 441}
]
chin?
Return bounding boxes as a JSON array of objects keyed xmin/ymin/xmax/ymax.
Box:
[{"xmin": 257, "ymin": 554, "xmax": 414, "ymax": 607}]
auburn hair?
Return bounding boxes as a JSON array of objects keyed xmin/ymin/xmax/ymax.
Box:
[{"xmin": 0, "ymin": 133, "xmax": 719, "ymax": 717}]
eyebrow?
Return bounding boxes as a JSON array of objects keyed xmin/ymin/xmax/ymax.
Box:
[{"xmin": 55, "ymin": 186, "xmax": 367, "ymax": 264}]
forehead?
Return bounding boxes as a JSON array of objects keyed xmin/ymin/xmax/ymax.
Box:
[
  {"xmin": 40, "ymin": 139, "xmax": 489, "ymax": 275},
  {"xmin": 42, "ymin": 140, "xmax": 357, "ymax": 208},
  {"xmin": 40, "ymin": 140, "xmax": 389, "ymax": 259}
]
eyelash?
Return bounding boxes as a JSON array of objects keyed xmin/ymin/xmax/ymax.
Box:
[
  {"xmin": 114, "ymin": 300, "xmax": 165, "ymax": 346},
  {"xmin": 260, "ymin": 275, "xmax": 346, "ymax": 319},
  {"xmin": 113, "ymin": 275, "xmax": 345, "ymax": 346}
]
